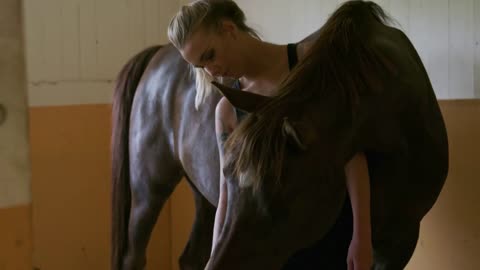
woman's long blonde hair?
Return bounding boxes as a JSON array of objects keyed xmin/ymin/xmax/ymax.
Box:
[{"xmin": 168, "ymin": 0, "xmax": 259, "ymax": 109}]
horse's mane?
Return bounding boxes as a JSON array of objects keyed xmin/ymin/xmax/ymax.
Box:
[{"xmin": 223, "ymin": 0, "xmax": 394, "ymax": 192}]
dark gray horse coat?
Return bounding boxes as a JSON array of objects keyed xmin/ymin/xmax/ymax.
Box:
[{"xmin": 111, "ymin": 1, "xmax": 448, "ymax": 270}]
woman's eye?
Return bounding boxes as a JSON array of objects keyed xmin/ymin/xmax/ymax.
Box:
[{"xmin": 207, "ymin": 50, "xmax": 215, "ymax": 61}]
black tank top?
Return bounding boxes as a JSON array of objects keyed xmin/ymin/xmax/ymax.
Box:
[{"xmin": 234, "ymin": 43, "xmax": 298, "ymax": 121}]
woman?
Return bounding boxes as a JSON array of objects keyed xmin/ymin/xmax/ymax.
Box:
[{"xmin": 168, "ymin": 1, "xmax": 372, "ymax": 269}]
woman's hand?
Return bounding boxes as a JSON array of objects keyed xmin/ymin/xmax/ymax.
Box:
[{"xmin": 347, "ymin": 234, "xmax": 373, "ymax": 270}]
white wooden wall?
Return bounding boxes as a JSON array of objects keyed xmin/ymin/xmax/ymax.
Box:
[
  {"xmin": 236, "ymin": 0, "xmax": 480, "ymax": 99},
  {"xmin": 24, "ymin": 0, "xmax": 479, "ymax": 106},
  {"xmin": 23, "ymin": 0, "xmax": 179, "ymax": 106}
]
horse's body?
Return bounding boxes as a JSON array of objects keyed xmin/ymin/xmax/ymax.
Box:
[
  {"xmin": 112, "ymin": 2, "xmax": 448, "ymax": 270},
  {"xmin": 111, "ymin": 43, "xmax": 222, "ymax": 270},
  {"xmin": 111, "ymin": 18, "xmax": 323, "ymax": 270}
]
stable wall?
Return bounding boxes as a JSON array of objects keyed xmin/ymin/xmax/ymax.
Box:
[
  {"xmin": 22, "ymin": 1, "xmax": 480, "ymax": 270},
  {"xmin": 24, "ymin": 0, "xmax": 180, "ymax": 269}
]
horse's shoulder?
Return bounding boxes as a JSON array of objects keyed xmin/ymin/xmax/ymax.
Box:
[{"xmin": 215, "ymin": 97, "xmax": 237, "ymax": 133}]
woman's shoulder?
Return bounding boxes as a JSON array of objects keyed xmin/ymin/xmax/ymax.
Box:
[
  {"xmin": 297, "ymin": 40, "xmax": 314, "ymax": 62},
  {"xmin": 296, "ymin": 27, "xmax": 322, "ymax": 61}
]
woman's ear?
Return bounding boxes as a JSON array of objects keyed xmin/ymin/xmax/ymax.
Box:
[{"xmin": 219, "ymin": 19, "xmax": 237, "ymax": 38}]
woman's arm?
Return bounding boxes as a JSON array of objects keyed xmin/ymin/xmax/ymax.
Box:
[
  {"xmin": 211, "ymin": 98, "xmax": 235, "ymax": 255},
  {"xmin": 345, "ymin": 152, "xmax": 373, "ymax": 270}
]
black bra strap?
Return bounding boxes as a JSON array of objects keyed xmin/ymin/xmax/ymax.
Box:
[{"xmin": 287, "ymin": 43, "xmax": 298, "ymax": 70}]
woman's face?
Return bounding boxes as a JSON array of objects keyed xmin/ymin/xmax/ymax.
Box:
[{"xmin": 180, "ymin": 21, "xmax": 242, "ymax": 78}]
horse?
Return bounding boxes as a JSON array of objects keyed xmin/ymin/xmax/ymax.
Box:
[{"xmin": 111, "ymin": 1, "xmax": 448, "ymax": 270}]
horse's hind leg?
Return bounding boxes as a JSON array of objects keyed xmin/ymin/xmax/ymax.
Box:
[
  {"xmin": 373, "ymin": 222, "xmax": 420, "ymax": 270},
  {"xmin": 123, "ymin": 150, "xmax": 183, "ymax": 270},
  {"xmin": 178, "ymin": 179, "xmax": 216, "ymax": 270}
]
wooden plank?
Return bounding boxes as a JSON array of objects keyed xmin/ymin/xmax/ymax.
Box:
[
  {"xmin": 374, "ymin": 0, "xmax": 391, "ymax": 12},
  {"xmin": 95, "ymin": 0, "xmax": 130, "ymax": 79},
  {"xmin": 27, "ymin": 81, "xmax": 114, "ymax": 107},
  {"xmin": 407, "ymin": 1, "xmax": 429, "ymax": 62},
  {"xmin": 127, "ymin": 0, "xmax": 146, "ymax": 55},
  {"xmin": 288, "ymin": 0, "xmax": 307, "ymax": 42},
  {"xmin": 178, "ymin": 0, "xmax": 191, "ymax": 6},
  {"xmin": 237, "ymin": 0, "xmax": 342, "ymax": 43},
  {"xmin": 475, "ymin": 0, "xmax": 480, "ymax": 98},
  {"xmin": 266, "ymin": 0, "xmax": 293, "ymax": 43},
  {"xmin": 314, "ymin": 0, "xmax": 339, "ymax": 32},
  {"xmin": 61, "ymin": 0, "xmax": 81, "ymax": 80},
  {"xmin": 408, "ymin": 0, "xmax": 446, "ymax": 98},
  {"xmin": 0, "ymin": 206, "xmax": 32, "ymax": 270},
  {"xmin": 79, "ymin": 0, "xmax": 98, "ymax": 80},
  {"xmin": 264, "ymin": 0, "xmax": 301, "ymax": 42},
  {"xmin": 23, "ymin": 0, "xmax": 45, "ymax": 82},
  {"xmin": 416, "ymin": 0, "xmax": 449, "ymax": 99},
  {"xmin": 145, "ymin": 0, "xmax": 161, "ymax": 46},
  {"xmin": 287, "ymin": 0, "xmax": 338, "ymax": 43},
  {"xmin": 389, "ymin": 0, "xmax": 410, "ymax": 33},
  {"xmin": 234, "ymin": 0, "xmax": 267, "ymax": 40},
  {"xmin": 42, "ymin": 0, "xmax": 62, "ymax": 81},
  {"xmin": 449, "ymin": 0, "xmax": 475, "ymax": 98},
  {"xmin": 317, "ymin": 0, "xmax": 339, "ymax": 31},
  {"xmin": 158, "ymin": 0, "xmax": 182, "ymax": 44}
]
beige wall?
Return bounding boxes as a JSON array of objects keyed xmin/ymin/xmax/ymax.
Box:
[
  {"xmin": 29, "ymin": 105, "xmax": 172, "ymax": 270},
  {"xmin": 0, "ymin": 205, "xmax": 32, "ymax": 270},
  {"xmin": 406, "ymin": 100, "xmax": 480, "ymax": 270}
]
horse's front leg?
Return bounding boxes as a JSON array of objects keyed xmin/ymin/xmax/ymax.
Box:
[{"xmin": 178, "ymin": 181, "xmax": 216, "ymax": 270}]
